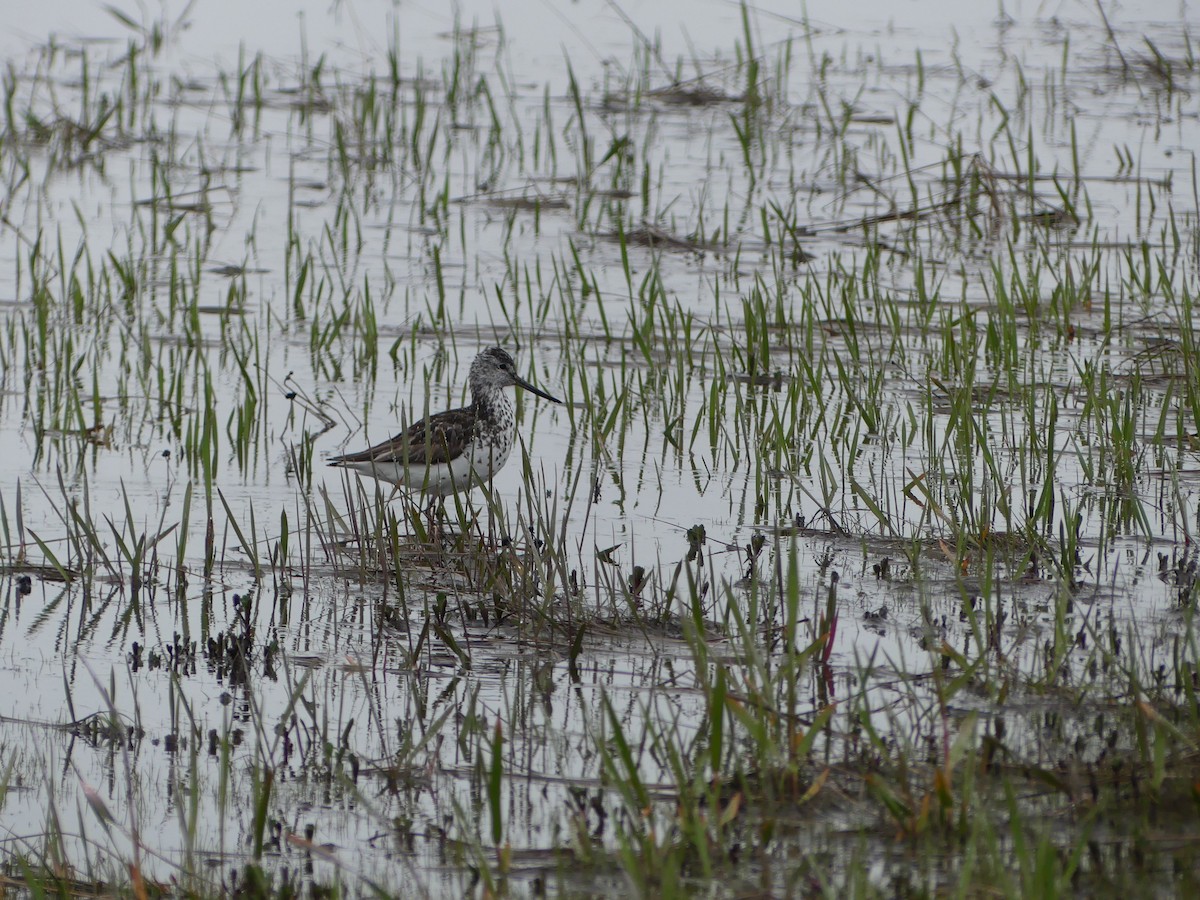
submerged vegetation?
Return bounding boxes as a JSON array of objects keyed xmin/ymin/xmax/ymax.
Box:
[{"xmin": 0, "ymin": 0, "xmax": 1199, "ymax": 896}]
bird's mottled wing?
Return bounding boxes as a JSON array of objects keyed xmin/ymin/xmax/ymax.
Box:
[
  {"xmin": 330, "ymin": 407, "xmax": 473, "ymax": 467},
  {"xmin": 397, "ymin": 409, "xmax": 474, "ymax": 465}
]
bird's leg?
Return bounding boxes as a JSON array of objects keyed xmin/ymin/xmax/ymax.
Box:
[
  {"xmin": 424, "ymin": 496, "xmax": 442, "ymax": 542},
  {"xmin": 435, "ymin": 498, "xmax": 453, "ymax": 542}
]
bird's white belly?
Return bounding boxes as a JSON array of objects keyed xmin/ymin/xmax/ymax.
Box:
[
  {"xmin": 464, "ymin": 436, "xmax": 513, "ymax": 486},
  {"xmin": 389, "ymin": 434, "xmax": 513, "ymax": 497}
]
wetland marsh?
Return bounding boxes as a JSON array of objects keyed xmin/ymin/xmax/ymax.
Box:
[{"xmin": 1, "ymin": 0, "xmax": 1199, "ymax": 896}]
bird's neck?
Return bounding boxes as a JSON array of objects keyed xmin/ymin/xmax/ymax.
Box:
[{"xmin": 472, "ymin": 387, "xmax": 512, "ymax": 420}]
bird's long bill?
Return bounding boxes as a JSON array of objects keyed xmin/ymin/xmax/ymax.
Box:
[{"xmin": 514, "ymin": 374, "xmax": 563, "ymax": 404}]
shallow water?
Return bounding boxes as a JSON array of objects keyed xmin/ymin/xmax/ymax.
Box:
[{"xmin": 1, "ymin": 0, "xmax": 1198, "ymax": 894}]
